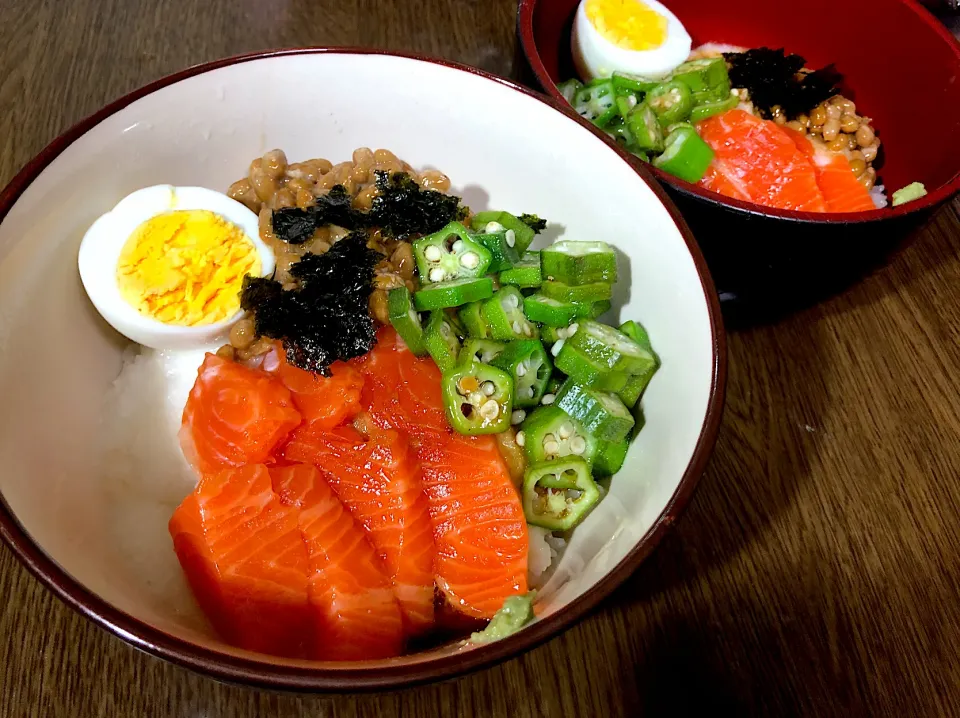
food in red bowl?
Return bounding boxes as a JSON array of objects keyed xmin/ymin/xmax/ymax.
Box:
[{"xmin": 518, "ymin": 0, "xmax": 960, "ymax": 320}]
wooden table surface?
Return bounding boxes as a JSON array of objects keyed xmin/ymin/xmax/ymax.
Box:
[{"xmin": 2, "ymin": 1, "xmax": 960, "ymax": 716}]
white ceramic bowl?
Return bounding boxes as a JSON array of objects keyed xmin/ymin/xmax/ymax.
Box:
[{"xmin": 0, "ymin": 49, "xmax": 725, "ymax": 691}]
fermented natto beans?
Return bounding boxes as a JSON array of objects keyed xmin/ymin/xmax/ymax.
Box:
[
  {"xmin": 419, "ymin": 170, "xmax": 451, "ymax": 192},
  {"xmin": 229, "ymin": 317, "xmax": 257, "ymax": 350},
  {"xmin": 822, "ymin": 118, "xmax": 841, "ymax": 142},
  {"xmin": 262, "ymin": 149, "xmax": 288, "ymax": 179},
  {"xmin": 856, "ymin": 124, "xmax": 876, "ymax": 148}
]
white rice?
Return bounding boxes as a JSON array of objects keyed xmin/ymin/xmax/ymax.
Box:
[
  {"xmin": 98, "ymin": 346, "xmax": 207, "ymax": 506},
  {"xmin": 528, "ymin": 525, "xmax": 567, "ymax": 589},
  {"xmin": 871, "ymin": 184, "xmax": 888, "ymax": 209}
]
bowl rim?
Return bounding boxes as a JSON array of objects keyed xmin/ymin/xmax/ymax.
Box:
[
  {"xmin": 516, "ymin": 0, "xmax": 960, "ymax": 223},
  {"xmin": 0, "ymin": 47, "xmax": 727, "ymax": 692}
]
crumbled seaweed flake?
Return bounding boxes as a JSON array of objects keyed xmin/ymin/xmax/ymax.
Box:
[
  {"xmin": 725, "ymin": 47, "xmax": 841, "ymax": 120},
  {"xmin": 241, "ymin": 231, "xmax": 381, "ymax": 374},
  {"xmin": 368, "ymin": 171, "xmax": 466, "ymax": 239},
  {"xmin": 310, "ymin": 184, "xmax": 367, "ymax": 229},
  {"xmin": 519, "ymin": 214, "xmax": 547, "ymax": 234},
  {"xmin": 271, "ymin": 208, "xmax": 316, "ymax": 244}
]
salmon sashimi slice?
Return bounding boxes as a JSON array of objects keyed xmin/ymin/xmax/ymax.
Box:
[
  {"xmin": 352, "ymin": 326, "xmax": 452, "ymax": 444},
  {"xmin": 697, "ymin": 109, "xmax": 828, "ymax": 212},
  {"xmin": 783, "ymin": 128, "xmax": 878, "ymax": 213},
  {"xmin": 282, "ymin": 424, "xmax": 437, "ymax": 635},
  {"xmin": 270, "ymin": 464, "xmax": 405, "ymax": 659},
  {"xmin": 418, "ymin": 432, "xmax": 529, "ymax": 619},
  {"xmin": 168, "ymin": 464, "xmax": 313, "ymax": 658},
  {"xmin": 180, "ymin": 354, "xmax": 301, "ymax": 476},
  {"xmin": 270, "ymin": 350, "xmax": 365, "ymax": 429}
]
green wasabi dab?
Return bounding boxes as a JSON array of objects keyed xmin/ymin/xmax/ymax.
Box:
[
  {"xmin": 892, "ymin": 182, "xmax": 928, "ymax": 207},
  {"xmin": 470, "ymin": 592, "xmax": 537, "ymax": 644}
]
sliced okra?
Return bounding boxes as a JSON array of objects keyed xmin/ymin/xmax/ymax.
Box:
[
  {"xmin": 413, "ymin": 276, "xmax": 495, "ymax": 311},
  {"xmin": 460, "ymin": 338, "xmax": 506, "ymax": 365},
  {"xmin": 519, "ymin": 405, "xmax": 597, "ymax": 466},
  {"xmin": 423, "ymin": 310, "xmax": 462, "ymax": 373},
  {"xmin": 490, "ymin": 339, "xmax": 553, "ymax": 408},
  {"xmin": 541, "ymin": 240, "xmax": 618, "ymax": 285},
  {"xmin": 413, "ymin": 222, "xmax": 492, "ymax": 283},
  {"xmin": 481, "ymin": 286, "xmax": 540, "ymax": 341},
  {"xmin": 541, "ymin": 279, "xmax": 612, "ymax": 304},
  {"xmin": 499, "ymin": 251, "xmax": 542, "ymax": 289},
  {"xmin": 442, "ymin": 361, "xmax": 513, "ymax": 435},
  {"xmin": 387, "ymin": 286, "xmax": 426, "ymax": 355},
  {"xmin": 555, "ymin": 379, "xmax": 635, "ymax": 442},
  {"xmin": 522, "ymin": 457, "xmax": 600, "ymax": 530},
  {"xmin": 523, "ymin": 294, "xmax": 579, "ymax": 327}
]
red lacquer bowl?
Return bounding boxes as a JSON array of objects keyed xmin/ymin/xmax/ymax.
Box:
[{"xmin": 517, "ymin": 0, "xmax": 960, "ymax": 321}]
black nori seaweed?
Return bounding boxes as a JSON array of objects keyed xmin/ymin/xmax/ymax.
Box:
[
  {"xmin": 519, "ymin": 214, "xmax": 547, "ymax": 234},
  {"xmin": 270, "ymin": 172, "xmax": 467, "ymax": 245},
  {"xmin": 240, "ymin": 231, "xmax": 381, "ymax": 375},
  {"xmin": 367, "ymin": 171, "xmax": 467, "ymax": 239},
  {"xmin": 725, "ymin": 48, "xmax": 841, "ymax": 120}
]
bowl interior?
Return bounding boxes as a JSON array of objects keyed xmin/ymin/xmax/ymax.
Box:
[
  {"xmin": 528, "ymin": 0, "xmax": 960, "ymax": 197},
  {"xmin": 0, "ymin": 52, "xmax": 718, "ymax": 680}
]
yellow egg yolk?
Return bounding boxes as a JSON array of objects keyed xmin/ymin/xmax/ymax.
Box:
[
  {"xmin": 586, "ymin": 0, "xmax": 668, "ymax": 51},
  {"xmin": 116, "ymin": 210, "xmax": 260, "ymax": 326}
]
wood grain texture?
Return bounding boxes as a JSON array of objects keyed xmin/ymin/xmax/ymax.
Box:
[{"xmin": 2, "ymin": 0, "xmax": 960, "ymax": 715}]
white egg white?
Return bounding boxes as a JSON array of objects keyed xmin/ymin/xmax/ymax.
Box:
[
  {"xmin": 77, "ymin": 185, "xmax": 274, "ymax": 351},
  {"xmin": 571, "ymin": 0, "xmax": 692, "ymax": 81}
]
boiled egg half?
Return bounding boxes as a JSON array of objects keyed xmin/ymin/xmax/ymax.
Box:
[
  {"xmin": 78, "ymin": 185, "xmax": 275, "ymax": 350},
  {"xmin": 572, "ymin": 0, "xmax": 692, "ymax": 80}
]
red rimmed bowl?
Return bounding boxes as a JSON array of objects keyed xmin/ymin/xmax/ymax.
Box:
[
  {"xmin": 0, "ymin": 49, "xmax": 725, "ymax": 691},
  {"xmin": 517, "ymin": 0, "xmax": 960, "ymax": 322}
]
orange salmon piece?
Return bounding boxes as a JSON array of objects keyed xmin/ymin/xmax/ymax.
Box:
[
  {"xmin": 784, "ymin": 127, "xmax": 877, "ymax": 213},
  {"xmin": 697, "ymin": 109, "xmax": 827, "ymax": 212},
  {"xmin": 168, "ymin": 464, "xmax": 313, "ymax": 658},
  {"xmin": 271, "ymin": 351, "xmax": 365, "ymax": 429},
  {"xmin": 418, "ymin": 432, "xmax": 529, "ymax": 619},
  {"xmin": 283, "ymin": 424, "xmax": 437, "ymax": 635},
  {"xmin": 270, "ymin": 464, "xmax": 405, "ymax": 659},
  {"xmin": 180, "ymin": 354, "xmax": 301, "ymax": 476}
]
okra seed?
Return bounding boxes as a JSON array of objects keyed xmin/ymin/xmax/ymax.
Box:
[
  {"xmin": 479, "ymin": 399, "xmax": 500, "ymax": 421},
  {"xmin": 482, "ymin": 381, "xmax": 496, "ymax": 396},
  {"xmin": 485, "ymin": 221, "xmax": 505, "ymax": 233},
  {"xmin": 425, "ymin": 245, "xmax": 443, "ymax": 261},
  {"xmin": 469, "ymin": 391, "xmax": 484, "ymax": 406},
  {"xmin": 558, "ymin": 422, "xmax": 574, "ymax": 439},
  {"xmin": 512, "ymin": 320, "xmax": 522, "ymax": 334},
  {"xmin": 567, "ymin": 323, "xmax": 579, "ymax": 336},
  {"xmin": 511, "ymin": 409, "xmax": 526, "ymax": 425},
  {"xmin": 516, "ymin": 431, "xmax": 526, "ymax": 447},
  {"xmin": 551, "ymin": 339, "xmax": 565, "ymax": 357},
  {"xmin": 544, "ymin": 439, "xmax": 560, "ymax": 455},
  {"xmin": 523, "ymin": 325, "xmax": 533, "ymax": 337},
  {"xmin": 505, "ymin": 229, "xmax": 516, "ymax": 248},
  {"xmin": 570, "ymin": 437, "xmax": 587, "ymax": 454},
  {"xmin": 505, "ymin": 293, "xmax": 520, "ymax": 309},
  {"xmin": 516, "ymin": 362, "xmax": 527, "ymax": 378},
  {"xmin": 460, "ymin": 252, "xmax": 480, "ymax": 269},
  {"xmin": 542, "ymin": 393, "xmax": 556, "ymax": 405},
  {"xmin": 429, "ymin": 268, "xmax": 446, "ymax": 282},
  {"xmin": 452, "ymin": 240, "xmax": 464, "ymax": 253},
  {"xmin": 525, "ymin": 386, "xmax": 535, "ymax": 398}
]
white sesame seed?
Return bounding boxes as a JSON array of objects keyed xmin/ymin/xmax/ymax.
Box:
[
  {"xmin": 542, "ymin": 393, "xmax": 556, "ymax": 405},
  {"xmin": 429, "ymin": 267, "xmax": 446, "ymax": 282},
  {"xmin": 479, "ymin": 399, "xmax": 500, "ymax": 421},
  {"xmin": 505, "ymin": 229, "xmax": 516, "ymax": 248},
  {"xmin": 460, "ymin": 252, "xmax": 480, "ymax": 269},
  {"xmin": 425, "ymin": 245, "xmax": 443, "ymax": 262},
  {"xmin": 511, "ymin": 410, "xmax": 526, "ymax": 425},
  {"xmin": 516, "ymin": 431, "xmax": 526, "ymax": 446}
]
